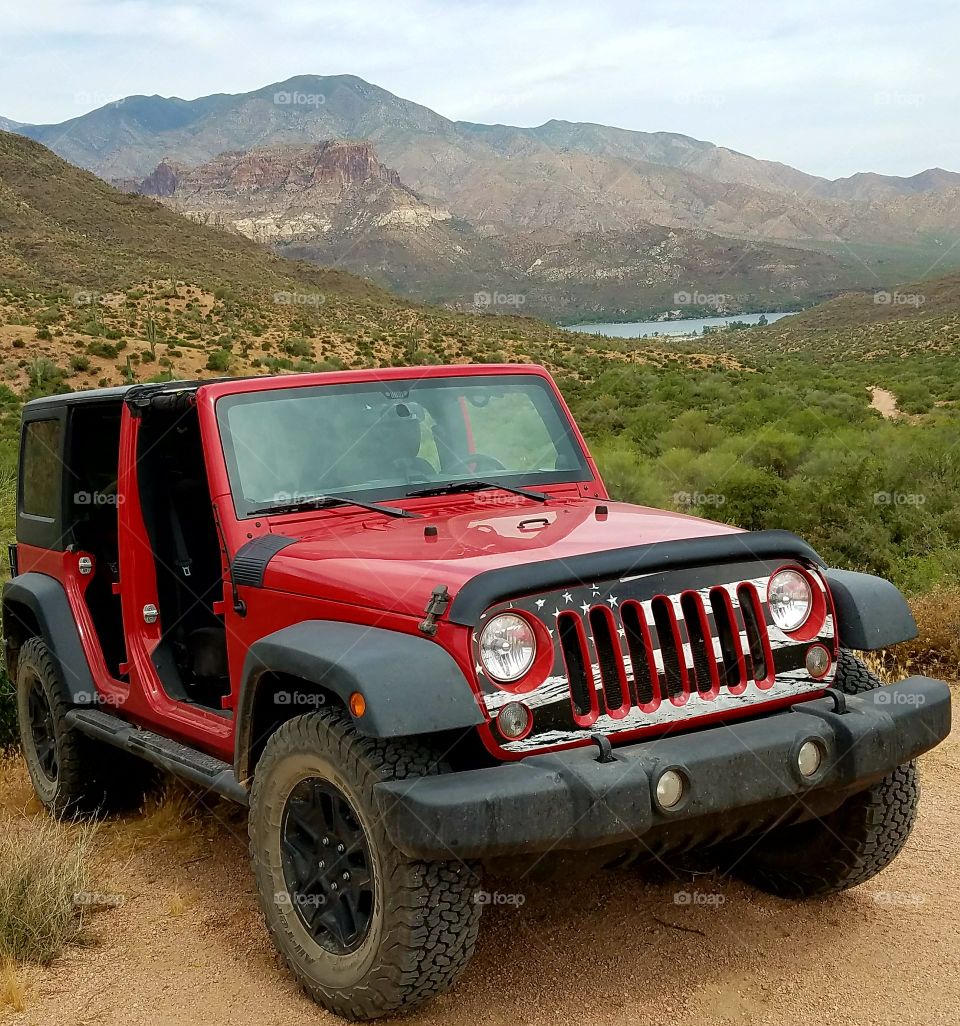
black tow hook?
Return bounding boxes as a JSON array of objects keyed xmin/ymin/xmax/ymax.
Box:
[
  {"xmin": 590, "ymin": 733, "xmax": 616, "ymax": 764},
  {"xmin": 822, "ymin": 687, "xmax": 848, "ymax": 714}
]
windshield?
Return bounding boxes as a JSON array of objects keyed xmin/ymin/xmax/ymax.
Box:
[{"xmin": 216, "ymin": 373, "xmax": 591, "ymax": 517}]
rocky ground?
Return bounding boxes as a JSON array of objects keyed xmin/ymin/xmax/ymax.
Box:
[{"xmin": 2, "ymin": 692, "xmax": 958, "ymax": 1026}]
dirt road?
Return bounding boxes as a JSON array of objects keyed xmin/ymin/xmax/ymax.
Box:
[{"xmin": 4, "ymin": 697, "xmax": 960, "ymax": 1026}]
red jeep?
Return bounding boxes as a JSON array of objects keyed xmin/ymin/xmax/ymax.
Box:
[{"xmin": 5, "ymin": 364, "xmax": 951, "ymax": 1019}]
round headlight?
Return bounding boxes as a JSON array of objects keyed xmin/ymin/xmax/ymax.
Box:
[
  {"xmin": 479, "ymin": 613, "xmax": 537, "ymax": 683},
  {"xmin": 768, "ymin": 569, "xmax": 813, "ymax": 632}
]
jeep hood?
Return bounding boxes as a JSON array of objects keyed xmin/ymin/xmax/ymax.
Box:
[{"xmin": 258, "ymin": 498, "xmax": 741, "ymax": 619}]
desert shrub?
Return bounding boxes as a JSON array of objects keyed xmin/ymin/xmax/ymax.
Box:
[
  {"xmin": 0, "ymin": 813, "xmax": 94, "ymax": 964},
  {"xmin": 205, "ymin": 349, "xmax": 233, "ymax": 372},
  {"xmin": 86, "ymin": 340, "xmax": 121, "ymax": 359},
  {"xmin": 873, "ymin": 589, "xmax": 960, "ymax": 681},
  {"xmin": 69, "ymin": 355, "xmax": 90, "ymax": 373},
  {"xmin": 280, "ymin": 338, "xmax": 312, "ymax": 358}
]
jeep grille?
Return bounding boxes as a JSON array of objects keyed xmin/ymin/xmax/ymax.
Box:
[{"xmin": 475, "ymin": 561, "xmax": 836, "ymax": 754}]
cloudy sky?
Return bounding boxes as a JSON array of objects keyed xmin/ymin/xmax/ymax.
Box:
[{"xmin": 1, "ymin": 0, "xmax": 955, "ymax": 179}]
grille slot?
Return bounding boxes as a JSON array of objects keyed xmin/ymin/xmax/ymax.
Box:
[
  {"xmin": 709, "ymin": 587, "xmax": 747, "ymax": 689},
  {"xmin": 651, "ymin": 596, "xmax": 688, "ymax": 700},
  {"xmin": 589, "ymin": 606, "xmax": 627, "ymax": 714},
  {"xmin": 558, "ymin": 612, "xmax": 594, "ymax": 718},
  {"xmin": 680, "ymin": 592, "xmax": 717, "ymax": 695},
  {"xmin": 621, "ymin": 601, "xmax": 657, "ymax": 706},
  {"xmin": 737, "ymin": 584, "xmax": 769, "ymax": 683}
]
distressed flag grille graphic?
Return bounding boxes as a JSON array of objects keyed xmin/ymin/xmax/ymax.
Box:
[{"xmin": 473, "ymin": 559, "xmax": 836, "ymax": 753}]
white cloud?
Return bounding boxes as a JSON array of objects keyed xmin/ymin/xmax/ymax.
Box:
[{"xmin": 0, "ymin": 0, "xmax": 956, "ymax": 177}]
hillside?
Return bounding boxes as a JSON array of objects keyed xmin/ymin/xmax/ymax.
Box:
[
  {"xmin": 10, "ymin": 74, "xmax": 960, "ymax": 313},
  {"xmin": 0, "ymin": 132, "xmax": 593, "ymax": 394},
  {"xmin": 127, "ymin": 138, "xmax": 870, "ymax": 320}
]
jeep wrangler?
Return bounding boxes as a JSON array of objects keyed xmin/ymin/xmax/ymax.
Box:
[{"xmin": 4, "ymin": 365, "xmax": 951, "ymax": 1019}]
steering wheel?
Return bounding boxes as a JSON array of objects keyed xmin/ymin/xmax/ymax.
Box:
[{"xmin": 461, "ymin": 453, "xmax": 507, "ymax": 474}]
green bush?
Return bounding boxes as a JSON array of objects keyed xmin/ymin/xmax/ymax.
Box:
[{"xmin": 205, "ymin": 349, "xmax": 233, "ymax": 372}]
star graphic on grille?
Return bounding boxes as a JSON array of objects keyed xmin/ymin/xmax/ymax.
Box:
[
  {"xmin": 607, "ymin": 595, "xmax": 619, "ymax": 607},
  {"xmin": 580, "ymin": 601, "xmax": 591, "ymax": 615},
  {"xmin": 562, "ymin": 592, "xmax": 573, "ymax": 603},
  {"xmin": 475, "ymin": 663, "xmax": 483, "ymax": 676},
  {"xmin": 617, "ymin": 627, "xmax": 626, "ymax": 638},
  {"xmin": 590, "ymin": 584, "xmax": 601, "ymax": 595},
  {"xmin": 535, "ymin": 598, "xmax": 546, "ymax": 609},
  {"xmin": 552, "ymin": 608, "xmax": 561, "ymax": 618}
]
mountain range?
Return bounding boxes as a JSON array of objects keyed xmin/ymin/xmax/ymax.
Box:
[{"xmin": 6, "ymin": 74, "xmax": 960, "ymax": 320}]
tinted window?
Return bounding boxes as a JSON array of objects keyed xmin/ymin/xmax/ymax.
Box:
[{"xmin": 21, "ymin": 419, "xmax": 62, "ymax": 519}]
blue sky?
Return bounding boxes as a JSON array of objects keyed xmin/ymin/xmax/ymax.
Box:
[{"xmin": 0, "ymin": 0, "xmax": 955, "ymax": 179}]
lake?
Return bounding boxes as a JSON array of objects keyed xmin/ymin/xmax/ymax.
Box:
[{"xmin": 563, "ymin": 311, "xmax": 796, "ymax": 338}]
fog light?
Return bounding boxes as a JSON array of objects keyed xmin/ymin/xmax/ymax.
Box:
[
  {"xmin": 798, "ymin": 739, "xmax": 823, "ymax": 777},
  {"xmin": 805, "ymin": 644, "xmax": 831, "ymax": 679},
  {"xmin": 497, "ymin": 702, "xmax": 532, "ymax": 740},
  {"xmin": 655, "ymin": 769, "xmax": 686, "ymax": 810}
]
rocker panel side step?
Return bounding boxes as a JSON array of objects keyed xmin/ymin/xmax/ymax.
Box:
[{"xmin": 65, "ymin": 707, "xmax": 248, "ymax": 805}]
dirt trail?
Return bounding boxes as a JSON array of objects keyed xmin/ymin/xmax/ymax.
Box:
[
  {"xmin": 869, "ymin": 386, "xmax": 908, "ymax": 420},
  {"xmin": 4, "ymin": 697, "xmax": 960, "ymax": 1026}
]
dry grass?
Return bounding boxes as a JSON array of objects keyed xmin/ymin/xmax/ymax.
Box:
[
  {"xmin": 0, "ymin": 956, "xmax": 34, "ymax": 1012},
  {"xmin": 872, "ymin": 590, "xmax": 960, "ymax": 682},
  {"xmin": 0, "ymin": 816, "xmax": 95, "ymax": 965}
]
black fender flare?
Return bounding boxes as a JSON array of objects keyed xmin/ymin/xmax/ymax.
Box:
[
  {"xmin": 824, "ymin": 568, "xmax": 917, "ymax": 651},
  {"xmin": 235, "ymin": 620, "xmax": 485, "ymax": 779},
  {"xmin": 2, "ymin": 572, "xmax": 97, "ymax": 704}
]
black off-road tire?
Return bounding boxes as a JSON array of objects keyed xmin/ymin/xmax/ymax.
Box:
[
  {"xmin": 248, "ymin": 710, "xmax": 482, "ymax": 1020},
  {"xmin": 734, "ymin": 650, "xmax": 919, "ymax": 899},
  {"xmin": 16, "ymin": 635, "xmax": 153, "ymax": 818}
]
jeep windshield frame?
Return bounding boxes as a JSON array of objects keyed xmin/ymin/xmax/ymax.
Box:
[{"xmin": 214, "ymin": 371, "xmax": 593, "ymax": 519}]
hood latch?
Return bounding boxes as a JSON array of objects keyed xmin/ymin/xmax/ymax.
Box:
[{"xmin": 418, "ymin": 585, "xmax": 450, "ymax": 636}]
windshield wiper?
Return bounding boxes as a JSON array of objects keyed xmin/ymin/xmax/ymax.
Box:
[
  {"xmin": 405, "ymin": 479, "xmax": 548, "ymax": 502},
  {"xmin": 249, "ymin": 494, "xmax": 421, "ymax": 519}
]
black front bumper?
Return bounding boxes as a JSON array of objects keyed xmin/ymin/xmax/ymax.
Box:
[{"xmin": 375, "ymin": 677, "xmax": 952, "ymax": 859}]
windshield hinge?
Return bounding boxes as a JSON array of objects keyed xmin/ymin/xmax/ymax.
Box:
[{"xmin": 418, "ymin": 585, "xmax": 450, "ymax": 636}]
